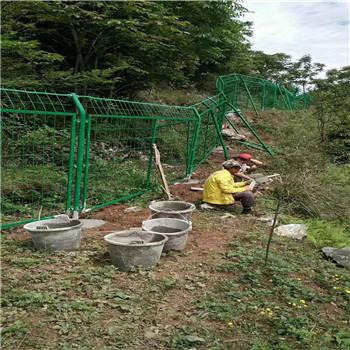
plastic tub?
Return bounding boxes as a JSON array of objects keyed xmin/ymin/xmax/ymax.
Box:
[
  {"xmin": 104, "ymin": 229, "xmax": 168, "ymax": 271},
  {"xmin": 142, "ymin": 217, "xmax": 191, "ymax": 251},
  {"xmin": 23, "ymin": 215, "xmax": 82, "ymax": 252},
  {"xmin": 149, "ymin": 200, "xmax": 196, "ymax": 221}
]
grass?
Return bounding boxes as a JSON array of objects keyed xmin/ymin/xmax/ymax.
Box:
[
  {"xmin": 252, "ymin": 110, "xmax": 350, "ymax": 224},
  {"xmin": 1, "ymin": 211, "xmax": 350, "ymax": 349},
  {"xmin": 306, "ymin": 219, "xmax": 350, "ymax": 249}
]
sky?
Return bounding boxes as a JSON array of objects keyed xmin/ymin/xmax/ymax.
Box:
[{"xmin": 243, "ymin": 0, "xmax": 350, "ymax": 73}]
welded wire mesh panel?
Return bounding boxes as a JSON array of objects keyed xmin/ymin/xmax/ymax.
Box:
[
  {"xmin": 192, "ymin": 109, "xmax": 220, "ymax": 169},
  {"xmin": 84, "ymin": 115, "xmax": 197, "ymax": 210},
  {"xmin": 83, "ymin": 96, "xmax": 197, "ymax": 121},
  {"xmin": 0, "ymin": 88, "xmax": 75, "ymax": 115},
  {"xmin": 155, "ymin": 119, "xmax": 197, "ymax": 182},
  {"xmin": 216, "ymin": 73, "xmax": 310, "ymax": 112},
  {"xmin": 191, "ymin": 95, "xmax": 225, "ymax": 169},
  {"xmin": 84, "ymin": 116, "xmax": 153, "ymax": 210},
  {"xmin": 1, "ymin": 113, "xmax": 75, "ymax": 227}
]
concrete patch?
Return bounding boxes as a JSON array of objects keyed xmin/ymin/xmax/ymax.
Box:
[{"xmin": 80, "ymin": 219, "xmax": 106, "ymax": 229}]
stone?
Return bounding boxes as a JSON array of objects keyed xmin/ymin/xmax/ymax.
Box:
[
  {"xmin": 200, "ymin": 203, "xmax": 214, "ymax": 210},
  {"xmin": 124, "ymin": 206, "xmax": 143, "ymax": 213},
  {"xmin": 174, "ymin": 179, "xmax": 202, "ymax": 185},
  {"xmin": 274, "ymin": 224, "xmax": 307, "ymax": 240},
  {"xmin": 183, "ymin": 335, "xmax": 205, "ymax": 343},
  {"xmin": 221, "ymin": 129, "xmax": 247, "ymax": 141},
  {"xmin": 80, "ymin": 219, "xmax": 106, "ymax": 229},
  {"xmin": 256, "ymin": 216, "xmax": 277, "ymax": 227},
  {"xmin": 144, "ymin": 330, "xmax": 157, "ymax": 339},
  {"xmin": 220, "ymin": 213, "xmax": 236, "ymax": 220},
  {"xmin": 322, "ymin": 247, "xmax": 336, "ymax": 256},
  {"xmin": 322, "ymin": 246, "xmax": 350, "ymax": 269}
]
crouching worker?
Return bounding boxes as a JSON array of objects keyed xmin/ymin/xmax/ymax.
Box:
[{"xmin": 202, "ymin": 160, "xmax": 255, "ymax": 214}]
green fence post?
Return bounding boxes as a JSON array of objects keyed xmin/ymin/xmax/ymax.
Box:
[
  {"xmin": 211, "ymin": 109, "xmax": 229, "ymax": 160},
  {"xmin": 71, "ymin": 93, "xmax": 86, "ymax": 218},
  {"xmin": 229, "ymin": 103, "xmax": 274, "ymax": 157},
  {"xmin": 239, "ymin": 76, "xmax": 259, "ymax": 115},
  {"xmin": 188, "ymin": 108, "xmax": 202, "ymax": 174},
  {"xmin": 81, "ymin": 114, "xmax": 91, "ymax": 211},
  {"xmin": 65, "ymin": 114, "xmax": 77, "ymax": 213},
  {"xmin": 273, "ymin": 85, "xmax": 277, "ymax": 108},
  {"xmin": 146, "ymin": 119, "xmax": 158, "ymax": 189},
  {"xmin": 261, "ymin": 83, "xmax": 266, "ymax": 111},
  {"xmin": 278, "ymin": 86, "xmax": 291, "ymax": 110}
]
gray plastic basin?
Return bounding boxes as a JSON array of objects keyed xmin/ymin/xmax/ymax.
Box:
[
  {"xmin": 149, "ymin": 200, "xmax": 196, "ymax": 221},
  {"xmin": 24, "ymin": 216, "xmax": 82, "ymax": 252},
  {"xmin": 104, "ymin": 229, "xmax": 168, "ymax": 271},
  {"xmin": 142, "ymin": 217, "xmax": 191, "ymax": 251}
]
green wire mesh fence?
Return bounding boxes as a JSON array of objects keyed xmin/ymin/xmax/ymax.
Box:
[
  {"xmin": 79, "ymin": 96, "xmax": 199, "ymax": 212},
  {"xmin": 1, "ymin": 89, "xmax": 77, "ymax": 228},
  {"xmin": 1, "ymin": 74, "xmax": 310, "ymax": 228},
  {"xmin": 216, "ymin": 73, "xmax": 311, "ymax": 112},
  {"xmin": 215, "ymin": 73, "xmax": 311, "ymax": 155}
]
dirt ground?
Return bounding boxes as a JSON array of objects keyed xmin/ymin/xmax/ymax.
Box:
[{"xmin": 3, "ymin": 146, "xmax": 350, "ymax": 349}]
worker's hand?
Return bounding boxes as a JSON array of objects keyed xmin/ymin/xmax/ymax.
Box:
[{"xmin": 244, "ymin": 186, "xmax": 251, "ymax": 191}]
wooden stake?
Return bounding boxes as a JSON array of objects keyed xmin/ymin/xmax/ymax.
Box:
[
  {"xmin": 264, "ymin": 199, "xmax": 281, "ymax": 266},
  {"xmin": 153, "ymin": 144, "xmax": 173, "ymax": 200}
]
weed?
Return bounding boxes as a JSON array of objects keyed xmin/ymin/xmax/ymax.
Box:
[
  {"xmin": 306, "ymin": 219, "xmax": 350, "ymax": 248},
  {"xmin": 159, "ymin": 277, "xmax": 178, "ymax": 291}
]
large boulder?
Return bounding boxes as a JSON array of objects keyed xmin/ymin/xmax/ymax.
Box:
[
  {"xmin": 274, "ymin": 224, "xmax": 307, "ymax": 240},
  {"xmin": 322, "ymin": 246, "xmax": 350, "ymax": 269},
  {"xmin": 221, "ymin": 129, "xmax": 247, "ymax": 141}
]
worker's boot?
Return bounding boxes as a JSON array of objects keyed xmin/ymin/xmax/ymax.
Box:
[{"xmin": 242, "ymin": 207, "xmax": 252, "ymax": 214}]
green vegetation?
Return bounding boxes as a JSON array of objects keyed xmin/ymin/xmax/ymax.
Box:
[
  {"xmin": 2, "ymin": 212, "xmax": 349, "ymax": 349},
  {"xmin": 255, "ymin": 109, "xmax": 350, "ymax": 226},
  {"xmin": 1, "ymin": 1, "xmax": 326, "ymax": 95},
  {"xmin": 306, "ymin": 220, "xmax": 350, "ymax": 249},
  {"xmin": 1, "ymin": 2, "xmax": 349, "ymax": 348}
]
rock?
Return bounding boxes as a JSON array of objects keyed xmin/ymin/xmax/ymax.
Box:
[
  {"xmin": 200, "ymin": 203, "xmax": 214, "ymax": 210},
  {"xmin": 221, "ymin": 129, "xmax": 247, "ymax": 141},
  {"xmin": 256, "ymin": 216, "xmax": 277, "ymax": 227},
  {"xmin": 322, "ymin": 247, "xmax": 336, "ymax": 256},
  {"xmin": 124, "ymin": 207, "xmax": 143, "ymax": 213},
  {"xmin": 80, "ymin": 219, "xmax": 106, "ymax": 229},
  {"xmin": 254, "ymin": 176, "xmax": 270, "ymax": 184},
  {"xmin": 183, "ymin": 335, "xmax": 205, "ymax": 344},
  {"xmin": 322, "ymin": 246, "xmax": 350, "ymax": 269},
  {"xmin": 274, "ymin": 224, "xmax": 307, "ymax": 240},
  {"xmin": 220, "ymin": 213, "xmax": 236, "ymax": 220},
  {"xmin": 174, "ymin": 179, "xmax": 202, "ymax": 185},
  {"xmin": 144, "ymin": 330, "xmax": 157, "ymax": 339}
]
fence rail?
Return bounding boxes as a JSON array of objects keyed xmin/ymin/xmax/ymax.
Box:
[{"xmin": 0, "ymin": 74, "xmax": 310, "ymax": 228}]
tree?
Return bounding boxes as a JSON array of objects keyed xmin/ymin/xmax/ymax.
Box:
[
  {"xmin": 1, "ymin": 1, "xmax": 252, "ymax": 95},
  {"xmin": 289, "ymin": 54, "xmax": 325, "ymax": 94},
  {"xmin": 249, "ymin": 51, "xmax": 293, "ymax": 85},
  {"xmin": 313, "ymin": 66, "xmax": 350, "ymax": 163}
]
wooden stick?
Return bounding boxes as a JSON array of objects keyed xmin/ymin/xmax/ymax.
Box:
[
  {"xmin": 152, "ymin": 144, "xmax": 173, "ymax": 200},
  {"xmin": 264, "ymin": 199, "xmax": 281, "ymax": 266},
  {"xmin": 190, "ymin": 186, "xmax": 204, "ymax": 192},
  {"xmin": 38, "ymin": 206, "xmax": 43, "ymax": 220}
]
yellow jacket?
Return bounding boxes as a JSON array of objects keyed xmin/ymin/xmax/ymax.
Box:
[{"xmin": 203, "ymin": 169, "xmax": 246, "ymax": 205}]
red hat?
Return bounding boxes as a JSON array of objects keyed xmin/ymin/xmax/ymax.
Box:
[{"xmin": 237, "ymin": 153, "xmax": 252, "ymax": 160}]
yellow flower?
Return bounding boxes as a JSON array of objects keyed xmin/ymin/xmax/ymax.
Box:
[
  {"xmin": 227, "ymin": 321, "xmax": 234, "ymax": 328},
  {"xmin": 299, "ymin": 299, "xmax": 306, "ymax": 304},
  {"xmin": 345, "ymin": 289, "xmax": 350, "ymax": 294},
  {"xmin": 292, "ymin": 303, "xmax": 297, "ymax": 307}
]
